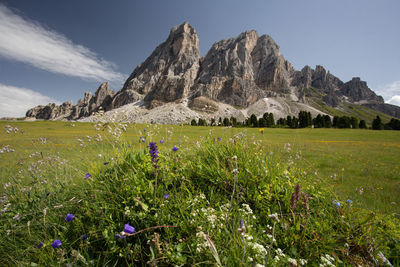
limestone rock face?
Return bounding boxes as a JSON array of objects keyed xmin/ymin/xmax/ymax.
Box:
[
  {"xmin": 26, "ymin": 82, "xmax": 114, "ymax": 120},
  {"xmin": 340, "ymin": 77, "xmax": 384, "ymax": 103},
  {"xmin": 192, "ymin": 31, "xmax": 293, "ymax": 107},
  {"xmin": 115, "ymin": 22, "xmax": 200, "ymax": 108}
]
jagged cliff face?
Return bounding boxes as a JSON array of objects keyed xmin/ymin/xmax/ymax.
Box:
[
  {"xmin": 192, "ymin": 31, "xmax": 294, "ymax": 107},
  {"xmin": 113, "ymin": 22, "xmax": 200, "ymax": 109},
  {"xmin": 26, "ymin": 82, "xmax": 114, "ymax": 120},
  {"xmin": 25, "ymin": 22, "xmax": 397, "ymax": 121}
]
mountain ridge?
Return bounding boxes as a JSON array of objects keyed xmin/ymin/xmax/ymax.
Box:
[{"xmin": 25, "ymin": 22, "xmax": 400, "ymax": 123}]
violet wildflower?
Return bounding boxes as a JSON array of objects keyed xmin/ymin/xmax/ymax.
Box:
[
  {"xmin": 81, "ymin": 234, "xmax": 87, "ymax": 240},
  {"xmin": 65, "ymin": 213, "xmax": 74, "ymax": 222},
  {"xmin": 124, "ymin": 223, "xmax": 135, "ymax": 234},
  {"xmin": 142, "ymin": 139, "xmax": 145, "ymax": 143},
  {"xmin": 217, "ymin": 136, "xmax": 221, "ymax": 141},
  {"xmin": 172, "ymin": 146, "xmax": 178, "ymax": 152},
  {"xmin": 85, "ymin": 173, "xmax": 91, "ymax": 179},
  {"xmin": 334, "ymin": 202, "xmax": 341, "ymax": 207},
  {"xmin": 37, "ymin": 242, "xmax": 43, "ymax": 249},
  {"xmin": 160, "ymin": 140, "xmax": 164, "ymax": 144},
  {"xmin": 240, "ymin": 219, "xmax": 244, "ymax": 228},
  {"xmin": 51, "ymin": 239, "xmax": 62, "ymax": 248},
  {"xmin": 103, "ymin": 162, "xmax": 109, "ymax": 165},
  {"xmin": 164, "ymin": 193, "xmax": 170, "ymax": 199},
  {"xmin": 148, "ymin": 142, "xmax": 159, "ymax": 168},
  {"xmin": 115, "ymin": 234, "xmax": 126, "ymax": 239},
  {"xmin": 347, "ymin": 199, "xmax": 352, "ymax": 204}
]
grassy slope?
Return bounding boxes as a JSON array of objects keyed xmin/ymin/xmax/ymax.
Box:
[
  {"xmin": 0, "ymin": 121, "xmax": 399, "ymax": 265},
  {"xmin": 1, "ymin": 121, "xmax": 399, "ymax": 214}
]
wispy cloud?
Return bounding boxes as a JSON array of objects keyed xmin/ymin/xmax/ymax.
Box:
[
  {"xmin": 0, "ymin": 83, "xmax": 60, "ymax": 118},
  {"xmin": 0, "ymin": 4, "xmax": 125, "ymax": 83},
  {"xmin": 377, "ymin": 80, "xmax": 400, "ymax": 107}
]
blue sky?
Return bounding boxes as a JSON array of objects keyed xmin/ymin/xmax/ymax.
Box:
[{"xmin": 0, "ymin": 0, "xmax": 399, "ymax": 117}]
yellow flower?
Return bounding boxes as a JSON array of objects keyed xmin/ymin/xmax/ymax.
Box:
[{"xmin": 259, "ymin": 128, "xmax": 264, "ymax": 133}]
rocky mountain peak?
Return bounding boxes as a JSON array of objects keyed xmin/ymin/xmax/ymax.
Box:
[{"xmin": 112, "ymin": 22, "xmax": 200, "ymax": 109}]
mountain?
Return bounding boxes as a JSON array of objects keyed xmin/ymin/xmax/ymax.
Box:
[{"xmin": 26, "ymin": 22, "xmax": 400, "ymax": 124}]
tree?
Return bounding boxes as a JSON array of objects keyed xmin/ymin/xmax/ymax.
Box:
[
  {"xmin": 332, "ymin": 116, "xmax": 339, "ymax": 127},
  {"xmin": 218, "ymin": 117, "xmax": 222, "ymax": 126},
  {"xmin": 223, "ymin": 117, "xmax": 230, "ymax": 126},
  {"xmin": 286, "ymin": 116, "xmax": 292, "ymax": 128},
  {"xmin": 191, "ymin": 119, "xmax": 197, "ymax": 126},
  {"xmin": 350, "ymin": 117, "xmax": 359, "ymax": 129},
  {"xmin": 323, "ymin": 115, "xmax": 332, "ymax": 128},
  {"xmin": 290, "ymin": 116, "xmax": 299, "ymax": 128},
  {"xmin": 372, "ymin": 116, "xmax": 383, "ymax": 130},
  {"xmin": 198, "ymin": 118, "xmax": 207, "ymax": 126},
  {"xmin": 258, "ymin": 117, "xmax": 266, "ymax": 127},
  {"xmin": 230, "ymin": 117, "xmax": 237, "ymax": 126},
  {"xmin": 337, "ymin": 116, "xmax": 351, "ymax": 128},
  {"xmin": 385, "ymin": 118, "xmax": 400, "ymax": 130},
  {"xmin": 249, "ymin": 114, "xmax": 258, "ymax": 127},
  {"xmin": 267, "ymin": 113, "xmax": 275, "ymax": 127},
  {"xmin": 359, "ymin": 120, "xmax": 367, "ymax": 129},
  {"xmin": 210, "ymin": 118, "xmax": 216, "ymax": 126}
]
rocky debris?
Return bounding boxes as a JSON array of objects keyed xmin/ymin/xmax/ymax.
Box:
[
  {"xmin": 116, "ymin": 22, "xmax": 200, "ymax": 109},
  {"xmin": 362, "ymin": 103, "xmax": 400, "ymax": 118},
  {"xmin": 340, "ymin": 77, "xmax": 384, "ymax": 103},
  {"xmin": 26, "ymin": 82, "xmax": 114, "ymax": 120},
  {"xmin": 188, "ymin": 96, "xmax": 219, "ymax": 113}
]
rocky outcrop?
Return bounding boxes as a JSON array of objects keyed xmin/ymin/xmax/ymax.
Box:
[
  {"xmin": 340, "ymin": 77, "xmax": 384, "ymax": 103},
  {"xmin": 362, "ymin": 103, "xmax": 400, "ymax": 118},
  {"xmin": 26, "ymin": 82, "xmax": 114, "ymax": 120},
  {"xmin": 114, "ymin": 22, "xmax": 200, "ymax": 109},
  {"xmin": 191, "ymin": 31, "xmax": 294, "ymax": 107}
]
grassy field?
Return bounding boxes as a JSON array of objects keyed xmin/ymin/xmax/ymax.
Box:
[
  {"xmin": 0, "ymin": 120, "xmax": 399, "ymax": 265},
  {"xmin": 1, "ymin": 121, "xmax": 399, "ymax": 214}
]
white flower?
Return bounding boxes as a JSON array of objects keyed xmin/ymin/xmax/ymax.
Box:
[{"xmin": 288, "ymin": 258, "xmax": 297, "ymax": 265}]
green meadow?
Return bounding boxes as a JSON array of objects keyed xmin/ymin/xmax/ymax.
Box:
[
  {"xmin": 0, "ymin": 120, "xmax": 399, "ymax": 265},
  {"xmin": 1, "ymin": 121, "xmax": 399, "ymax": 214}
]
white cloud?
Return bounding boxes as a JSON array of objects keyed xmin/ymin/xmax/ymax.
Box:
[
  {"xmin": 387, "ymin": 95, "xmax": 400, "ymax": 106},
  {"xmin": 0, "ymin": 83, "xmax": 60, "ymax": 118},
  {"xmin": 376, "ymin": 80, "xmax": 400, "ymax": 107},
  {"xmin": 0, "ymin": 4, "xmax": 125, "ymax": 83}
]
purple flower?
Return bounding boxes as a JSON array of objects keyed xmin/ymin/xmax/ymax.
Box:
[
  {"xmin": 347, "ymin": 199, "xmax": 352, "ymax": 204},
  {"xmin": 37, "ymin": 242, "xmax": 43, "ymax": 249},
  {"xmin": 115, "ymin": 234, "xmax": 126, "ymax": 239},
  {"xmin": 85, "ymin": 173, "xmax": 91, "ymax": 179},
  {"xmin": 104, "ymin": 162, "xmax": 109, "ymax": 165},
  {"xmin": 160, "ymin": 140, "xmax": 164, "ymax": 144},
  {"xmin": 148, "ymin": 142, "xmax": 159, "ymax": 168},
  {"xmin": 164, "ymin": 193, "xmax": 170, "ymax": 199},
  {"xmin": 240, "ymin": 219, "xmax": 244, "ymax": 228},
  {"xmin": 65, "ymin": 213, "xmax": 74, "ymax": 222},
  {"xmin": 143, "ymin": 128, "xmax": 146, "ymax": 132},
  {"xmin": 81, "ymin": 234, "xmax": 87, "ymax": 240},
  {"xmin": 142, "ymin": 139, "xmax": 145, "ymax": 143},
  {"xmin": 51, "ymin": 239, "xmax": 62, "ymax": 248},
  {"xmin": 334, "ymin": 202, "xmax": 341, "ymax": 207},
  {"xmin": 217, "ymin": 136, "xmax": 221, "ymax": 141},
  {"xmin": 124, "ymin": 223, "xmax": 135, "ymax": 234},
  {"xmin": 172, "ymin": 146, "xmax": 178, "ymax": 152}
]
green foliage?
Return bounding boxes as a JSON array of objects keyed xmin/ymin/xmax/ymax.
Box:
[
  {"xmin": 191, "ymin": 119, "xmax": 197, "ymax": 126},
  {"xmin": 372, "ymin": 116, "xmax": 384, "ymax": 130}
]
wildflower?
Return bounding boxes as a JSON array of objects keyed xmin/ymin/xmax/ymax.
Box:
[
  {"xmin": 81, "ymin": 234, "xmax": 87, "ymax": 240},
  {"xmin": 288, "ymin": 258, "xmax": 297, "ymax": 265},
  {"xmin": 164, "ymin": 193, "xmax": 170, "ymax": 199},
  {"xmin": 142, "ymin": 139, "xmax": 145, "ymax": 143},
  {"xmin": 259, "ymin": 128, "xmax": 264, "ymax": 134},
  {"xmin": 232, "ymin": 168, "xmax": 239, "ymax": 175},
  {"xmin": 346, "ymin": 199, "xmax": 352, "ymax": 204},
  {"xmin": 217, "ymin": 136, "xmax": 221, "ymax": 141},
  {"xmin": 51, "ymin": 239, "xmax": 62, "ymax": 248},
  {"xmin": 124, "ymin": 223, "xmax": 135, "ymax": 234},
  {"xmin": 268, "ymin": 213, "xmax": 280, "ymax": 222},
  {"xmin": 103, "ymin": 162, "xmax": 109, "ymax": 165},
  {"xmin": 172, "ymin": 146, "xmax": 178, "ymax": 152},
  {"xmin": 65, "ymin": 213, "xmax": 75, "ymax": 222},
  {"xmin": 148, "ymin": 142, "xmax": 159, "ymax": 168},
  {"xmin": 85, "ymin": 173, "xmax": 91, "ymax": 179},
  {"xmin": 115, "ymin": 234, "xmax": 126, "ymax": 239},
  {"xmin": 232, "ymin": 155, "xmax": 237, "ymax": 161},
  {"xmin": 37, "ymin": 242, "xmax": 43, "ymax": 249},
  {"xmin": 13, "ymin": 214, "xmax": 20, "ymax": 220},
  {"xmin": 160, "ymin": 140, "xmax": 164, "ymax": 144},
  {"xmin": 334, "ymin": 202, "xmax": 341, "ymax": 207}
]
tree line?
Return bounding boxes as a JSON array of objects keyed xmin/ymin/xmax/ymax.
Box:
[{"xmin": 190, "ymin": 112, "xmax": 400, "ymax": 130}]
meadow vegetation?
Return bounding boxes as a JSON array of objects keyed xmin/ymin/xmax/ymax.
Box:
[{"xmin": 0, "ymin": 121, "xmax": 399, "ymax": 266}]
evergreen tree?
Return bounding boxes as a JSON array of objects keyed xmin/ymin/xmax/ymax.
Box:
[
  {"xmin": 307, "ymin": 112, "xmax": 312, "ymax": 127},
  {"xmin": 249, "ymin": 114, "xmax": 258, "ymax": 127},
  {"xmin": 332, "ymin": 116, "xmax": 339, "ymax": 127},
  {"xmin": 191, "ymin": 119, "xmax": 197, "ymax": 126},
  {"xmin": 286, "ymin": 116, "xmax": 292, "ymax": 128},
  {"xmin": 210, "ymin": 118, "xmax": 216, "ymax": 126},
  {"xmin": 263, "ymin": 112, "xmax": 269, "ymax": 121},
  {"xmin": 223, "ymin": 117, "xmax": 230, "ymax": 126},
  {"xmin": 350, "ymin": 117, "xmax": 359, "ymax": 129},
  {"xmin": 372, "ymin": 116, "xmax": 383, "ymax": 130},
  {"xmin": 230, "ymin": 117, "xmax": 237, "ymax": 126},
  {"xmin": 359, "ymin": 120, "xmax": 367, "ymax": 129},
  {"xmin": 385, "ymin": 118, "xmax": 400, "ymax": 130},
  {"xmin": 323, "ymin": 115, "xmax": 332, "ymax": 128},
  {"xmin": 258, "ymin": 117, "xmax": 266, "ymax": 127},
  {"xmin": 218, "ymin": 117, "xmax": 222, "ymax": 126},
  {"xmin": 267, "ymin": 113, "xmax": 275, "ymax": 127}
]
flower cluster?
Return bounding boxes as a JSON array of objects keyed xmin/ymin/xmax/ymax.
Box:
[{"xmin": 148, "ymin": 142, "xmax": 159, "ymax": 169}]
